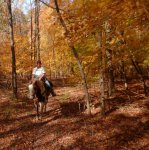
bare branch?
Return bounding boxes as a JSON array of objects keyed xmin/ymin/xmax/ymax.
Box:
[{"xmin": 39, "ymin": 0, "xmax": 64, "ymax": 12}]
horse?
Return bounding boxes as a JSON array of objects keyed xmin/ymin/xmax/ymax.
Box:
[{"xmin": 28, "ymin": 79, "xmax": 56, "ymax": 120}]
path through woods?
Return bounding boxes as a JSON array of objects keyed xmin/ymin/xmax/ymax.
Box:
[{"xmin": 0, "ymin": 81, "xmax": 149, "ymax": 149}]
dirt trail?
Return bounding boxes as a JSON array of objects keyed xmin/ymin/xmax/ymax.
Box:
[{"xmin": 0, "ymin": 83, "xmax": 149, "ymax": 150}]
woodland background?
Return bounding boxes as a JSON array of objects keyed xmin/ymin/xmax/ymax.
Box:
[{"xmin": 0, "ymin": 0, "xmax": 149, "ymax": 149}]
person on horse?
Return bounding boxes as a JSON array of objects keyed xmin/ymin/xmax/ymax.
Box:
[{"xmin": 28, "ymin": 60, "xmax": 56, "ymax": 100}]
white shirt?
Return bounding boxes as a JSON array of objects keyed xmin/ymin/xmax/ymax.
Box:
[{"xmin": 32, "ymin": 67, "xmax": 45, "ymax": 79}]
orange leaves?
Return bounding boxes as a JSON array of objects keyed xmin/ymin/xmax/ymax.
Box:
[{"xmin": 1, "ymin": 0, "xmax": 148, "ymax": 77}]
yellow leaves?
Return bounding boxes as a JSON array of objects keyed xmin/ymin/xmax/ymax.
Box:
[
  {"xmin": 0, "ymin": 41, "xmax": 12, "ymax": 74},
  {"xmin": 1, "ymin": 0, "xmax": 148, "ymax": 77}
]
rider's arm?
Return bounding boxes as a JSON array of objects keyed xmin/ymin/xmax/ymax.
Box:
[
  {"xmin": 39, "ymin": 73, "xmax": 45, "ymax": 80},
  {"xmin": 39, "ymin": 67, "xmax": 46, "ymax": 80},
  {"xmin": 31, "ymin": 74, "xmax": 35, "ymax": 83}
]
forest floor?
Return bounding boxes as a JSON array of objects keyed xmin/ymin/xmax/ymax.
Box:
[{"xmin": 0, "ymin": 80, "xmax": 149, "ymax": 150}]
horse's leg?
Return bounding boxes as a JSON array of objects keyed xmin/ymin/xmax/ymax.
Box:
[
  {"xmin": 39, "ymin": 102, "xmax": 44, "ymax": 120},
  {"xmin": 44, "ymin": 97, "xmax": 48, "ymax": 113},
  {"xmin": 36, "ymin": 101, "xmax": 41, "ymax": 120},
  {"xmin": 44, "ymin": 101, "xmax": 47, "ymax": 113},
  {"xmin": 44, "ymin": 102, "xmax": 47, "ymax": 112},
  {"xmin": 36, "ymin": 103, "xmax": 39, "ymax": 120},
  {"xmin": 34, "ymin": 99, "xmax": 39, "ymax": 120}
]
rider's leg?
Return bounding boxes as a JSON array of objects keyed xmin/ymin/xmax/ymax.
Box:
[{"xmin": 45, "ymin": 79, "xmax": 51, "ymax": 88}]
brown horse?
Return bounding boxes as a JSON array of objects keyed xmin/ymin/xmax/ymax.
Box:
[{"xmin": 33, "ymin": 80, "xmax": 56, "ymax": 120}]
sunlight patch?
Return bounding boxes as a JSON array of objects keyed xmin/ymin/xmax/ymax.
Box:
[
  {"xmin": 58, "ymin": 135, "xmax": 75, "ymax": 147},
  {"xmin": 118, "ymin": 104, "xmax": 146, "ymax": 117}
]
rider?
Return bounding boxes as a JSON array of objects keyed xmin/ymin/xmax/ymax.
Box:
[
  {"xmin": 28, "ymin": 60, "xmax": 54, "ymax": 99},
  {"xmin": 32, "ymin": 60, "xmax": 46, "ymax": 83}
]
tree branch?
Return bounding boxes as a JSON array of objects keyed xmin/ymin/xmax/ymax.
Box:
[
  {"xmin": 39, "ymin": 0, "xmax": 64, "ymax": 12},
  {"xmin": 54, "ymin": 0, "xmax": 68, "ymax": 33}
]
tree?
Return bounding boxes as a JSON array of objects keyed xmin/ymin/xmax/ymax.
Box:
[
  {"xmin": 53, "ymin": 0, "xmax": 91, "ymax": 115},
  {"xmin": 6, "ymin": 0, "xmax": 17, "ymax": 98},
  {"xmin": 34, "ymin": 0, "xmax": 40, "ymax": 60}
]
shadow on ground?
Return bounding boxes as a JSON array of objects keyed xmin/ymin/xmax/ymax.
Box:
[{"xmin": 0, "ymin": 82, "xmax": 149, "ymax": 149}]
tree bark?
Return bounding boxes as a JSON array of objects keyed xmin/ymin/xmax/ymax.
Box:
[
  {"xmin": 52, "ymin": 40, "xmax": 57, "ymax": 79},
  {"xmin": 54, "ymin": 0, "xmax": 91, "ymax": 115},
  {"xmin": 106, "ymin": 48, "xmax": 115, "ymax": 96},
  {"xmin": 120, "ymin": 61, "xmax": 128, "ymax": 90},
  {"xmin": 131, "ymin": 58, "xmax": 148, "ymax": 96},
  {"xmin": 7, "ymin": 0, "xmax": 17, "ymax": 99},
  {"xmin": 34, "ymin": 2, "xmax": 37, "ymax": 62},
  {"xmin": 98, "ymin": 31, "xmax": 105, "ymax": 115},
  {"xmin": 30, "ymin": 0, "xmax": 33, "ymax": 62},
  {"xmin": 37, "ymin": 0, "xmax": 40, "ymax": 60},
  {"xmin": 34, "ymin": 0, "xmax": 40, "ymax": 61}
]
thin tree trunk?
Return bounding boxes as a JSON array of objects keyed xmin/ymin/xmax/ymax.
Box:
[
  {"xmin": 120, "ymin": 61, "xmax": 128, "ymax": 90},
  {"xmin": 52, "ymin": 41, "xmax": 57, "ymax": 79},
  {"xmin": 117, "ymin": 31, "xmax": 148, "ymax": 96},
  {"xmin": 34, "ymin": 0, "xmax": 40, "ymax": 61},
  {"xmin": 120, "ymin": 60, "xmax": 131, "ymax": 100},
  {"xmin": 34, "ymin": 2, "xmax": 37, "ymax": 62},
  {"xmin": 98, "ymin": 31, "xmax": 105, "ymax": 115},
  {"xmin": 54, "ymin": 0, "xmax": 91, "ymax": 115},
  {"xmin": 30, "ymin": 0, "xmax": 33, "ymax": 62},
  {"xmin": 131, "ymin": 58, "xmax": 148, "ymax": 96},
  {"xmin": 106, "ymin": 48, "xmax": 115, "ymax": 97},
  {"xmin": 36, "ymin": 0, "xmax": 40, "ymax": 60},
  {"xmin": 71, "ymin": 46, "xmax": 91, "ymax": 113},
  {"xmin": 7, "ymin": 0, "xmax": 17, "ymax": 99}
]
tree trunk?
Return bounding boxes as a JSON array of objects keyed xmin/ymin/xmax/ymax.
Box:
[
  {"xmin": 131, "ymin": 58, "xmax": 148, "ymax": 96},
  {"xmin": 52, "ymin": 41, "xmax": 57, "ymax": 79},
  {"xmin": 117, "ymin": 31, "xmax": 148, "ymax": 96},
  {"xmin": 7, "ymin": 0, "xmax": 17, "ymax": 99},
  {"xmin": 30, "ymin": 0, "xmax": 33, "ymax": 62},
  {"xmin": 54, "ymin": 0, "xmax": 91, "ymax": 115},
  {"xmin": 98, "ymin": 31, "xmax": 105, "ymax": 115},
  {"xmin": 106, "ymin": 48, "xmax": 115, "ymax": 97},
  {"xmin": 120, "ymin": 61, "xmax": 128, "ymax": 90},
  {"xmin": 71, "ymin": 45, "xmax": 91, "ymax": 114},
  {"xmin": 34, "ymin": 2, "xmax": 37, "ymax": 62},
  {"xmin": 37, "ymin": 0, "xmax": 40, "ymax": 60},
  {"xmin": 34, "ymin": 0, "xmax": 40, "ymax": 61}
]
